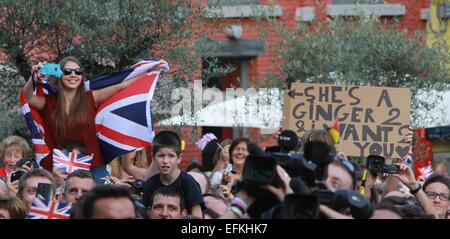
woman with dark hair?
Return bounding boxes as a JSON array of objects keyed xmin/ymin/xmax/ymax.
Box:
[
  {"xmin": 214, "ymin": 138, "xmax": 267, "ymax": 203},
  {"xmin": 23, "ymin": 57, "xmax": 146, "ymax": 177}
]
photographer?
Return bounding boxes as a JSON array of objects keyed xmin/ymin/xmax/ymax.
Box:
[
  {"xmin": 0, "ymin": 135, "xmax": 31, "ymax": 178},
  {"xmin": 17, "ymin": 168, "xmax": 56, "ymax": 209},
  {"xmin": 393, "ymin": 163, "xmax": 439, "ymax": 218},
  {"xmin": 5, "ymin": 156, "xmax": 40, "ymax": 197},
  {"xmin": 254, "ymin": 130, "xmax": 373, "ymax": 219},
  {"xmin": 219, "ymin": 165, "xmax": 295, "ymax": 219}
]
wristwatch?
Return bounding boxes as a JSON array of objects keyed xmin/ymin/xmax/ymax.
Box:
[{"xmin": 409, "ymin": 183, "xmax": 422, "ymax": 194}]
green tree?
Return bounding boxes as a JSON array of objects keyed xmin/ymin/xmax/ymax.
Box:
[
  {"xmin": 269, "ymin": 15, "xmax": 450, "ymax": 127},
  {"xmin": 0, "ymin": 0, "xmax": 224, "ymax": 138}
]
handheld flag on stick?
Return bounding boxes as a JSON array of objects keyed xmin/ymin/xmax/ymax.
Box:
[
  {"xmin": 327, "ymin": 116, "xmax": 340, "ymax": 145},
  {"xmin": 27, "ymin": 198, "xmax": 71, "ymax": 219},
  {"xmin": 402, "ymin": 146, "xmax": 413, "ymax": 168},
  {"xmin": 52, "ymin": 149, "xmax": 93, "ymax": 174},
  {"xmin": 360, "ymin": 169, "xmax": 368, "ymax": 196},
  {"xmin": 418, "ymin": 164, "xmax": 434, "ymax": 179},
  {"xmin": 195, "ymin": 133, "xmax": 219, "ymax": 150}
]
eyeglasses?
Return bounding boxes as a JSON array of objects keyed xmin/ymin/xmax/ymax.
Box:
[
  {"xmin": 62, "ymin": 68, "xmax": 83, "ymax": 76},
  {"xmin": 425, "ymin": 192, "xmax": 449, "ymax": 201}
]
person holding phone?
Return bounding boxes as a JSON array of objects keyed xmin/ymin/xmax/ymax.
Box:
[
  {"xmin": 17, "ymin": 168, "xmax": 55, "ymax": 208},
  {"xmin": 0, "ymin": 135, "xmax": 31, "ymax": 178},
  {"xmin": 23, "ymin": 56, "xmax": 147, "ymax": 178}
]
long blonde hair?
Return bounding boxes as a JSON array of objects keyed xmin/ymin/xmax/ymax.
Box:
[
  {"xmin": 53, "ymin": 56, "xmax": 92, "ymax": 144},
  {"xmin": 109, "ymin": 149, "xmax": 148, "ymax": 179}
]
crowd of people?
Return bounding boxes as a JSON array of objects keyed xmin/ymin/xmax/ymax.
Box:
[
  {"xmin": 0, "ymin": 127, "xmax": 449, "ymax": 219},
  {"xmin": 0, "ymin": 56, "xmax": 449, "ymax": 219}
]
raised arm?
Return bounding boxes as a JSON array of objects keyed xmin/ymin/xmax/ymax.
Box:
[
  {"xmin": 393, "ymin": 163, "xmax": 439, "ymax": 218},
  {"xmin": 23, "ymin": 65, "xmax": 46, "ymax": 110},
  {"xmin": 92, "ymin": 66, "xmax": 160, "ymax": 106}
]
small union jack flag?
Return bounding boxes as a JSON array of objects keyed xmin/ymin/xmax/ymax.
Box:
[
  {"xmin": 195, "ymin": 133, "xmax": 217, "ymax": 150},
  {"xmin": 52, "ymin": 149, "xmax": 93, "ymax": 173},
  {"xmin": 402, "ymin": 146, "xmax": 413, "ymax": 167},
  {"xmin": 418, "ymin": 164, "xmax": 434, "ymax": 179},
  {"xmin": 27, "ymin": 198, "xmax": 71, "ymax": 219}
]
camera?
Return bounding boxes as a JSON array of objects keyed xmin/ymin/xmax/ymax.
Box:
[
  {"xmin": 271, "ymin": 189, "xmax": 373, "ymax": 219},
  {"xmin": 231, "ymin": 154, "xmax": 283, "ymax": 196},
  {"xmin": 314, "ymin": 189, "xmax": 373, "ymax": 219},
  {"xmin": 366, "ymin": 155, "xmax": 399, "ymax": 174},
  {"xmin": 129, "ymin": 179, "xmax": 144, "ymax": 195},
  {"xmin": 266, "ymin": 130, "xmax": 334, "ymax": 187},
  {"xmin": 10, "ymin": 170, "xmax": 26, "ymax": 182},
  {"xmin": 98, "ymin": 177, "xmax": 114, "ymax": 186},
  {"xmin": 258, "ymin": 130, "xmax": 373, "ymax": 219}
]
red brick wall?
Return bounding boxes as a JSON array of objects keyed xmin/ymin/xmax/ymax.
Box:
[{"xmin": 181, "ymin": 0, "xmax": 431, "ymax": 169}]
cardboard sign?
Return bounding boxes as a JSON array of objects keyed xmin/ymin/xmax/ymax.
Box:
[{"xmin": 283, "ymin": 83, "xmax": 411, "ymax": 158}]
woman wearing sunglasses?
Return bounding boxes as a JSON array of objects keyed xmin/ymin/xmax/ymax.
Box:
[{"xmin": 22, "ymin": 56, "xmax": 144, "ymax": 176}]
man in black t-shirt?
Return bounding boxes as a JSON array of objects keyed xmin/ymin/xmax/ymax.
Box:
[{"xmin": 142, "ymin": 131, "xmax": 204, "ymax": 218}]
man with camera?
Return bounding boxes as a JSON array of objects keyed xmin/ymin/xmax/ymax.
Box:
[
  {"xmin": 391, "ymin": 163, "xmax": 440, "ymax": 218},
  {"xmin": 219, "ymin": 130, "xmax": 375, "ymax": 219},
  {"xmin": 17, "ymin": 168, "xmax": 56, "ymax": 209}
]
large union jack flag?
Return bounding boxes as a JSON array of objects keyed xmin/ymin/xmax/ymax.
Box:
[
  {"xmin": 195, "ymin": 133, "xmax": 218, "ymax": 150},
  {"xmin": 52, "ymin": 149, "xmax": 93, "ymax": 173},
  {"xmin": 20, "ymin": 89, "xmax": 49, "ymax": 162},
  {"xmin": 95, "ymin": 70, "xmax": 161, "ymax": 164},
  {"xmin": 21, "ymin": 59, "xmax": 168, "ymax": 165},
  {"xmin": 27, "ymin": 198, "xmax": 71, "ymax": 219}
]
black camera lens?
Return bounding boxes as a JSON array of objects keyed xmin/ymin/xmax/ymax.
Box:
[
  {"xmin": 133, "ymin": 180, "xmax": 144, "ymax": 189},
  {"xmin": 373, "ymin": 161, "xmax": 383, "ymax": 170},
  {"xmin": 99, "ymin": 177, "xmax": 114, "ymax": 185}
]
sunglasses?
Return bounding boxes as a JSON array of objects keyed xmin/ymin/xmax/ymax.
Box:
[{"xmin": 62, "ymin": 68, "xmax": 83, "ymax": 76}]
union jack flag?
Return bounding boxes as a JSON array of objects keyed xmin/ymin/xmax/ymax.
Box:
[
  {"xmin": 418, "ymin": 164, "xmax": 434, "ymax": 179},
  {"xmin": 402, "ymin": 146, "xmax": 413, "ymax": 167},
  {"xmin": 20, "ymin": 87, "xmax": 49, "ymax": 164},
  {"xmin": 27, "ymin": 198, "xmax": 71, "ymax": 219},
  {"xmin": 21, "ymin": 59, "xmax": 168, "ymax": 166},
  {"xmin": 195, "ymin": 133, "xmax": 218, "ymax": 150},
  {"xmin": 52, "ymin": 149, "xmax": 93, "ymax": 173},
  {"xmin": 95, "ymin": 70, "xmax": 163, "ymax": 164}
]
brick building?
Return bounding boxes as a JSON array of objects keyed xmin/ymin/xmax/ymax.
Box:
[{"xmin": 179, "ymin": 0, "xmax": 432, "ymax": 170}]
